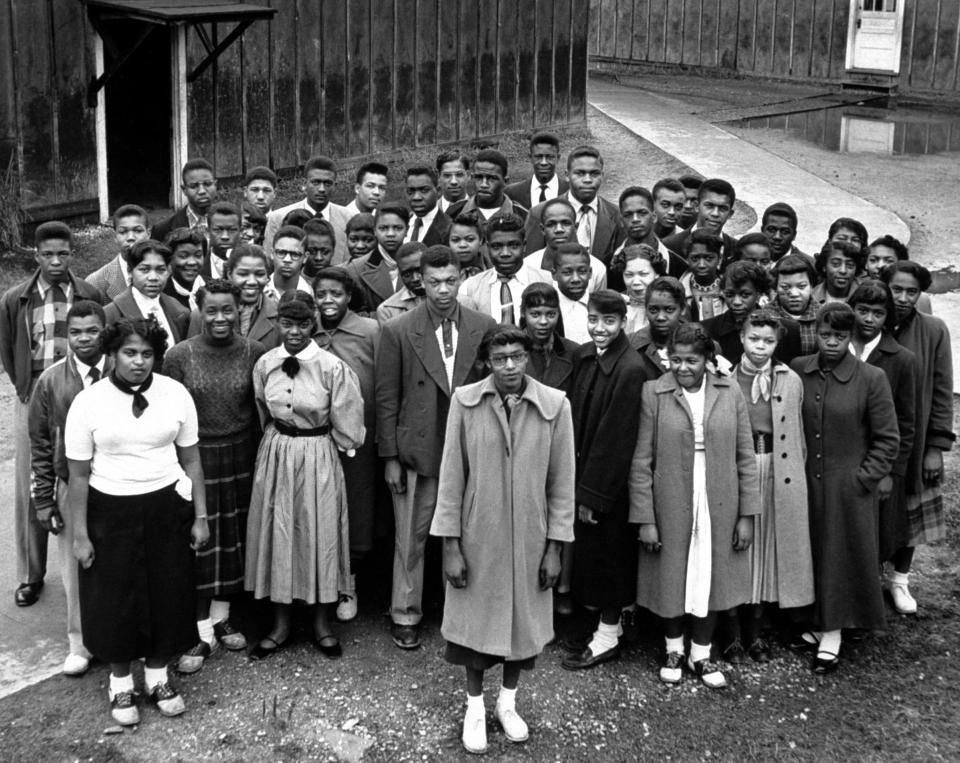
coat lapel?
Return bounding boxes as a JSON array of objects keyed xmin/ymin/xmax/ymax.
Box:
[
  {"xmin": 360, "ymin": 253, "xmax": 396, "ymax": 302},
  {"xmin": 411, "ymin": 309, "xmax": 451, "ymax": 395},
  {"xmin": 453, "ymin": 309, "xmax": 485, "ymax": 387}
]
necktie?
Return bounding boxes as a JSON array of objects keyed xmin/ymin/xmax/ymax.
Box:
[
  {"xmin": 539, "ymin": 185, "xmax": 548, "ymax": 203},
  {"xmin": 577, "ymin": 205, "xmax": 593, "ymax": 249},
  {"xmin": 498, "ymin": 276, "xmax": 515, "ymax": 325},
  {"xmin": 411, "ymin": 216, "xmax": 423, "ymax": 242},
  {"xmin": 441, "ymin": 318, "xmax": 454, "ymax": 358},
  {"xmin": 503, "ymin": 393, "xmax": 522, "ymax": 421},
  {"xmin": 88, "ymin": 367, "xmax": 101, "ymax": 384}
]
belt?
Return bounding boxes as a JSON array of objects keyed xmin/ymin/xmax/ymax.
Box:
[
  {"xmin": 273, "ymin": 421, "xmax": 331, "ymax": 438},
  {"xmin": 752, "ymin": 431, "xmax": 773, "ymax": 454}
]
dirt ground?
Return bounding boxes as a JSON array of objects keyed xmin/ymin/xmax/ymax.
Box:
[{"xmin": 0, "ymin": 74, "xmax": 958, "ymax": 761}]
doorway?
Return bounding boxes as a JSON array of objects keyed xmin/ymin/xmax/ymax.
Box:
[
  {"xmin": 104, "ymin": 21, "xmax": 172, "ymax": 212},
  {"xmin": 845, "ymin": 0, "xmax": 905, "ymax": 74}
]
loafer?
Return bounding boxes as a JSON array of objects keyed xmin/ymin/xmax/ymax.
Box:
[
  {"xmin": 149, "ymin": 682, "xmax": 186, "ymax": 717},
  {"xmin": 812, "ymin": 652, "xmax": 839, "ymax": 674},
  {"xmin": 687, "ymin": 657, "xmax": 727, "ymax": 689},
  {"xmin": 659, "ymin": 651, "xmax": 684, "ymax": 684},
  {"xmin": 391, "ymin": 623, "xmax": 421, "ymax": 650},
  {"xmin": 62, "ymin": 653, "xmax": 90, "ymax": 676},
  {"xmin": 495, "ymin": 704, "xmax": 529, "ymax": 743},
  {"xmin": 315, "ymin": 635, "xmax": 342, "ymax": 659},
  {"xmin": 177, "ymin": 640, "xmax": 217, "ymax": 674},
  {"xmin": 14, "ymin": 582, "xmax": 43, "ymax": 607},
  {"xmin": 461, "ymin": 710, "xmax": 487, "ymax": 754},
  {"xmin": 249, "ymin": 635, "xmax": 288, "ymax": 661},
  {"xmin": 213, "ymin": 620, "xmax": 247, "ymax": 651},
  {"xmin": 110, "ymin": 690, "xmax": 140, "ymax": 726},
  {"xmin": 722, "ymin": 638, "xmax": 747, "ymax": 664},
  {"xmin": 561, "ymin": 644, "xmax": 620, "ymax": 671},
  {"xmin": 748, "ymin": 637, "xmax": 772, "ymax": 663}
]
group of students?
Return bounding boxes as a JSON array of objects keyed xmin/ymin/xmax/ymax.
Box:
[{"xmin": 0, "ymin": 132, "xmax": 953, "ymax": 754}]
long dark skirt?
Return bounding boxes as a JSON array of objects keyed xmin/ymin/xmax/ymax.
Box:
[
  {"xmin": 195, "ymin": 429, "xmax": 257, "ymax": 597},
  {"xmin": 571, "ymin": 496, "xmax": 638, "ymax": 610},
  {"xmin": 79, "ymin": 483, "xmax": 198, "ymax": 663},
  {"xmin": 878, "ymin": 474, "xmax": 909, "ymax": 562}
]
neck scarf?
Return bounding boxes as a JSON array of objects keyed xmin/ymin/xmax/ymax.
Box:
[
  {"xmin": 281, "ymin": 356, "xmax": 301, "ymax": 378},
  {"xmin": 739, "ymin": 356, "xmax": 772, "ymax": 403},
  {"xmin": 110, "ymin": 370, "xmax": 153, "ymax": 418}
]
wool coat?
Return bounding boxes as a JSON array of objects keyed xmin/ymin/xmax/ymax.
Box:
[
  {"xmin": 430, "ymin": 376, "xmax": 575, "ymax": 659},
  {"xmin": 791, "ymin": 352, "xmax": 899, "ymax": 630},
  {"xmin": 629, "ymin": 371, "xmax": 761, "ymax": 617},
  {"xmin": 569, "ymin": 331, "xmax": 650, "ymax": 608},
  {"xmin": 525, "ymin": 334, "xmax": 579, "ymax": 395}
]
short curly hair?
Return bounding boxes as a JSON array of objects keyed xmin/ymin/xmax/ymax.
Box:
[{"xmin": 100, "ymin": 316, "xmax": 169, "ymax": 365}]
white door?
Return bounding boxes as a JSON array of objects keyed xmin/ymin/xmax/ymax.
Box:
[{"xmin": 845, "ymin": 0, "xmax": 905, "ymax": 73}]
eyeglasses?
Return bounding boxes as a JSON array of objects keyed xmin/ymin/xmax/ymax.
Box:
[
  {"xmin": 275, "ymin": 249, "xmax": 304, "ymax": 261},
  {"xmin": 489, "ymin": 351, "xmax": 527, "ymax": 367}
]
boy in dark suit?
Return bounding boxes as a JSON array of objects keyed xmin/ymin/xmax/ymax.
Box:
[
  {"xmin": 447, "ymin": 149, "xmax": 527, "ymax": 223},
  {"xmin": 504, "ymin": 132, "xmax": 569, "ymax": 208},
  {"xmin": 404, "ymin": 166, "xmax": 452, "ymax": 247},
  {"xmin": 152, "ymin": 158, "xmax": 217, "ymax": 242},
  {"xmin": 375, "ymin": 245, "xmax": 497, "ymax": 649}
]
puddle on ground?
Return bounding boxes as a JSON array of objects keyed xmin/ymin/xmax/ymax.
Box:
[
  {"xmin": 725, "ymin": 105, "xmax": 960, "ymax": 156},
  {"xmin": 929, "ymin": 269, "xmax": 960, "ymax": 295}
]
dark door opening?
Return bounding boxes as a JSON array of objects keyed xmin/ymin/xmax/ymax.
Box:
[{"xmin": 104, "ymin": 21, "xmax": 172, "ymax": 213}]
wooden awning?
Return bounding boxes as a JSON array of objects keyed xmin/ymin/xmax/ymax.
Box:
[{"xmin": 83, "ymin": 0, "xmax": 276, "ymax": 104}]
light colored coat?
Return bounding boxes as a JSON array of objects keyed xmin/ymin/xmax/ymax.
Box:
[
  {"xmin": 629, "ymin": 371, "xmax": 761, "ymax": 617},
  {"xmin": 430, "ymin": 375, "xmax": 575, "ymax": 659}
]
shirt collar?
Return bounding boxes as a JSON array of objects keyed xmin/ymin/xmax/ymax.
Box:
[
  {"xmin": 277, "ymin": 340, "xmax": 321, "ymax": 360},
  {"xmin": 426, "ymin": 300, "xmax": 461, "ymax": 327},
  {"xmin": 850, "ymin": 333, "xmax": 882, "ymax": 361},
  {"xmin": 530, "ymin": 174, "xmax": 559, "ymax": 198},
  {"xmin": 558, "ymin": 290, "xmax": 590, "ymax": 308},
  {"xmin": 378, "ymin": 246, "xmax": 398, "ymax": 269},
  {"xmin": 36, "ymin": 274, "xmax": 73, "ymax": 299},
  {"xmin": 305, "ymin": 200, "xmax": 330, "ymax": 220},
  {"xmin": 73, "ymin": 354, "xmax": 106, "ymax": 379},
  {"xmin": 131, "ymin": 287, "xmax": 161, "ymax": 313},
  {"xmin": 186, "ymin": 206, "xmax": 206, "ymax": 229},
  {"xmin": 567, "ymin": 191, "xmax": 598, "ymax": 215}
]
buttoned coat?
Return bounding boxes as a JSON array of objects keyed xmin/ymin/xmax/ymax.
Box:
[
  {"xmin": 430, "ymin": 376, "xmax": 575, "ymax": 658},
  {"xmin": 629, "ymin": 371, "xmax": 761, "ymax": 616},
  {"xmin": 791, "ymin": 352, "xmax": 899, "ymax": 630},
  {"xmin": 375, "ymin": 303, "xmax": 496, "ymax": 477}
]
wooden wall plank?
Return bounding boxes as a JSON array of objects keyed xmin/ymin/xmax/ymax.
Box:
[
  {"xmin": 615, "ymin": 0, "xmax": 634, "ymax": 59},
  {"xmin": 476, "ymin": 0, "xmax": 498, "ymax": 137},
  {"xmin": 790, "ymin": 0, "xmax": 813, "ymax": 78},
  {"xmin": 553, "ymin": 0, "xmax": 572, "ymax": 124},
  {"xmin": 753, "ymin": 0, "xmax": 774, "ymax": 74},
  {"xmin": 772, "ymin": 0, "xmax": 794, "ymax": 76},
  {"xmin": 681, "ymin": 0, "xmax": 701, "ymax": 65},
  {"xmin": 664, "ymin": 0, "xmax": 684, "ymax": 64},
  {"xmin": 299, "ymin": 0, "xmax": 325, "ymax": 160},
  {"xmin": 436, "ymin": 0, "xmax": 458, "ymax": 142},
  {"xmin": 648, "ymin": 0, "xmax": 667, "ymax": 62},
  {"xmin": 241, "ymin": 14, "xmax": 271, "ymax": 168},
  {"xmin": 598, "ymin": 0, "xmax": 616, "ymax": 57},
  {"xmin": 369, "ymin": 0, "xmax": 392, "ymax": 153},
  {"xmin": 737, "ymin": 0, "xmax": 756, "ymax": 72},
  {"xmin": 717, "ymin": 0, "xmax": 738, "ymax": 68},
  {"xmin": 15, "ymin": 0, "xmax": 56, "ymax": 207},
  {"xmin": 933, "ymin": 0, "xmax": 958, "ymax": 91},
  {"xmin": 214, "ymin": 27, "xmax": 244, "ymax": 177},
  {"xmin": 632, "ymin": 0, "xmax": 651, "ymax": 62},
  {"xmin": 827, "ymin": 0, "xmax": 848, "ymax": 80},
  {"xmin": 570, "ymin": 0, "xmax": 589, "ymax": 121},
  {"xmin": 809, "ymin": 0, "xmax": 833, "ymax": 79},
  {"xmin": 497, "ymin": 0, "xmax": 518, "ymax": 133},
  {"xmin": 186, "ymin": 25, "xmax": 215, "ymax": 165},
  {"xmin": 50, "ymin": 0, "xmax": 97, "ymax": 201},
  {"xmin": 516, "ymin": 0, "xmax": 536, "ymax": 128},
  {"xmin": 270, "ymin": 0, "xmax": 299, "ymax": 171},
  {"xmin": 394, "ymin": 0, "xmax": 416, "ymax": 147},
  {"xmin": 588, "ymin": 0, "xmax": 601, "ymax": 57},
  {"xmin": 320, "ymin": 0, "xmax": 347, "ymax": 158},
  {"xmin": 699, "ymin": 0, "xmax": 719, "ymax": 68},
  {"xmin": 535, "ymin": 0, "xmax": 554, "ymax": 125},
  {"xmin": 458, "ymin": 0, "xmax": 478, "ymax": 139},
  {"xmin": 415, "ymin": 0, "xmax": 438, "ymax": 145}
]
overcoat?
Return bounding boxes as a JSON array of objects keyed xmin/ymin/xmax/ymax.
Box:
[
  {"xmin": 525, "ymin": 334, "xmax": 579, "ymax": 395},
  {"xmin": 430, "ymin": 376, "xmax": 575, "ymax": 659},
  {"xmin": 569, "ymin": 331, "xmax": 650, "ymax": 608},
  {"xmin": 629, "ymin": 371, "xmax": 761, "ymax": 616},
  {"xmin": 791, "ymin": 352, "xmax": 899, "ymax": 630}
]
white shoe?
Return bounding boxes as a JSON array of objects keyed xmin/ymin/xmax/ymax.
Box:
[
  {"xmin": 890, "ymin": 581, "xmax": 918, "ymax": 614},
  {"xmin": 336, "ymin": 575, "xmax": 358, "ymax": 622},
  {"xmin": 149, "ymin": 682, "xmax": 186, "ymax": 717},
  {"xmin": 109, "ymin": 690, "xmax": 140, "ymax": 726},
  {"xmin": 461, "ymin": 709, "xmax": 488, "ymax": 754},
  {"xmin": 495, "ymin": 704, "xmax": 529, "ymax": 743},
  {"xmin": 659, "ymin": 651, "xmax": 684, "ymax": 684},
  {"xmin": 62, "ymin": 653, "xmax": 90, "ymax": 676},
  {"xmin": 688, "ymin": 657, "xmax": 728, "ymax": 689}
]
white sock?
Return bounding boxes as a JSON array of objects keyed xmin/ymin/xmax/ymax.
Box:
[
  {"xmin": 665, "ymin": 636, "xmax": 685, "ymax": 655},
  {"xmin": 209, "ymin": 599, "xmax": 230, "ymax": 624},
  {"xmin": 197, "ymin": 618, "xmax": 215, "ymax": 647},
  {"xmin": 109, "ymin": 672, "xmax": 135, "ymax": 700},
  {"xmin": 818, "ymin": 629, "xmax": 842, "ymax": 657},
  {"xmin": 143, "ymin": 666, "xmax": 169, "ymax": 692},
  {"xmin": 466, "ymin": 693, "xmax": 484, "ymax": 717},
  {"xmin": 497, "ymin": 685, "xmax": 516, "ymax": 712},
  {"xmin": 689, "ymin": 641, "xmax": 712, "ymax": 663},
  {"xmin": 889, "ymin": 570, "xmax": 910, "ymax": 586},
  {"xmin": 587, "ymin": 621, "xmax": 620, "ymax": 654}
]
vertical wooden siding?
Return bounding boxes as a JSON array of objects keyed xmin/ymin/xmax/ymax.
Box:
[
  {"xmin": 590, "ymin": 0, "xmax": 960, "ymax": 94},
  {"xmin": 186, "ymin": 0, "xmax": 591, "ymax": 178},
  {"xmin": 0, "ymin": 0, "xmax": 98, "ymax": 212}
]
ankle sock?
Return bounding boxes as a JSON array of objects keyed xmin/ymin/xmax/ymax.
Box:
[
  {"xmin": 689, "ymin": 641, "xmax": 712, "ymax": 663},
  {"xmin": 818, "ymin": 629, "xmax": 842, "ymax": 658},
  {"xmin": 888, "ymin": 570, "xmax": 910, "ymax": 586},
  {"xmin": 466, "ymin": 693, "xmax": 484, "ymax": 716},
  {"xmin": 587, "ymin": 621, "xmax": 620, "ymax": 655},
  {"xmin": 497, "ymin": 685, "xmax": 516, "ymax": 712},
  {"xmin": 109, "ymin": 672, "xmax": 135, "ymax": 700},
  {"xmin": 144, "ymin": 666, "xmax": 168, "ymax": 692},
  {"xmin": 197, "ymin": 618, "xmax": 215, "ymax": 647},
  {"xmin": 209, "ymin": 599, "xmax": 230, "ymax": 624},
  {"xmin": 664, "ymin": 636, "xmax": 685, "ymax": 655}
]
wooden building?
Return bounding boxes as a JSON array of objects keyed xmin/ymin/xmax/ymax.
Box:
[
  {"xmin": 589, "ymin": 0, "xmax": 960, "ymax": 98},
  {"xmin": 0, "ymin": 0, "xmax": 588, "ymax": 225}
]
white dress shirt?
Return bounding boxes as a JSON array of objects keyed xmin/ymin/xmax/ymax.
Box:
[
  {"xmin": 524, "ymin": 248, "xmax": 606, "ymax": 294},
  {"xmin": 263, "ymin": 275, "xmax": 313, "ymax": 302},
  {"xmin": 557, "ymin": 291, "xmax": 591, "ymax": 344},
  {"xmin": 529, "ymin": 174, "xmax": 560, "ymax": 205},
  {"xmin": 73, "ymin": 356, "xmax": 107, "ymax": 388},
  {"xmin": 405, "ymin": 205, "xmax": 439, "ymax": 243},
  {"xmin": 850, "ymin": 333, "xmax": 882, "ymax": 361},
  {"xmin": 131, "ymin": 289, "xmax": 175, "ymax": 349},
  {"xmin": 433, "ymin": 318, "xmax": 459, "ymax": 390}
]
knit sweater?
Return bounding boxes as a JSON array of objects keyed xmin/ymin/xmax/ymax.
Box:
[{"xmin": 163, "ymin": 333, "xmax": 267, "ymax": 437}]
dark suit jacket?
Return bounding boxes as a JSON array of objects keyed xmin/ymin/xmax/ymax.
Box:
[
  {"xmin": 375, "ymin": 303, "xmax": 497, "ymax": 476},
  {"xmin": 700, "ymin": 311, "xmax": 804, "ymax": 366},
  {"xmin": 504, "ymin": 176, "xmax": 569, "ymax": 209},
  {"xmin": 661, "ymin": 228, "xmax": 737, "ymax": 269},
  {"xmin": 419, "ymin": 210, "xmax": 452, "ymax": 247},
  {"xmin": 151, "ymin": 207, "xmax": 191, "ymax": 244},
  {"xmin": 104, "ymin": 288, "xmax": 191, "ymax": 347},
  {"xmin": 345, "ymin": 249, "xmax": 397, "ymax": 313},
  {"xmin": 523, "ymin": 194, "xmax": 625, "ymax": 266}
]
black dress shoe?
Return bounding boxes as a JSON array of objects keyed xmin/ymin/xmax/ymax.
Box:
[
  {"xmin": 722, "ymin": 638, "xmax": 747, "ymax": 664},
  {"xmin": 787, "ymin": 632, "xmax": 819, "ymax": 653},
  {"xmin": 391, "ymin": 623, "xmax": 421, "ymax": 650},
  {"xmin": 748, "ymin": 637, "xmax": 772, "ymax": 663},
  {"xmin": 315, "ymin": 636, "xmax": 342, "ymax": 659},
  {"xmin": 561, "ymin": 645, "xmax": 620, "ymax": 671},
  {"xmin": 249, "ymin": 635, "xmax": 288, "ymax": 661},
  {"xmin": 14, "ymin": 582, "xmax": 43, "ymax": 607}
]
